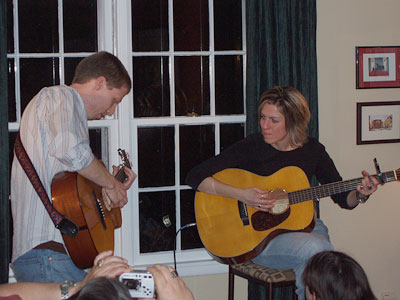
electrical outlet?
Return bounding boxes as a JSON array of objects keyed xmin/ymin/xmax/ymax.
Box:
[{"xmin": 382, "ymin": 291, "xmax": 397, "ymax": 300}]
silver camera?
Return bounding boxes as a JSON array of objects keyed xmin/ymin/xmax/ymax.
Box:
[{"xmin": 119, "ymin": 270, "xmax": 155, "ymax": 298}]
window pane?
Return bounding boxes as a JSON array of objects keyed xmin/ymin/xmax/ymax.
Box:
[
  {"xmin": 173, "ymin": 0, "xmax": 209, "ymax": 51},
  {"xmin": 180, "ymin": 189, "xmax": 202, "ymax": 250},
  {"xmin": 65, "ymin": 57, "xmax": 84, "ymax": 85},
  {"xmin": 7, "ymin": 0, "xmax": 14, "ymax": 53},
  {"xmin": 215, "ymin": 55, "xmax": 243, "ymax": 115},
  {"xmin": 220, "ymin": 123, "xmax": 245, "ymax": 152},
  {"xmin": 139, "ymin": 191, "xmax": 176, "ymax": 253},
  {"xmin": 89, "ymin": 128, "xmax": 104, "ymax": 162},
  {"xmin": 175, "ymin": 56, "xmax": 210, "ymax": 116},
  {"xmin": 138, "ymin": 127, "xmax": 175, "ymax": 188},
  {"xmin": 132, "ymin": 0, "xmax": 169, "ymax": 52},
  {"xmin": 133, "ymin": 57, "xmax": 170, "ymax": 117},
  {"xmin": 63, "ymin": 0, "xmax": 97, "ymax": 52},
  {"xmin": 18, "ymin": 0, "xmax": 59, "ymax": 53},
  {"xmin": 20, "ymin": 58, "xmax": 60, "ymax": 115},
  {"xmin": 179, "ymin": 124, "xmax": 214, "ymax": 185},
  {"xmin": 214, "ymin": 0, "xmax": 242, "ymax": 51},
  {"xmin": 8, "ymin": 59, "xmax": 16, "ymax": 122}
]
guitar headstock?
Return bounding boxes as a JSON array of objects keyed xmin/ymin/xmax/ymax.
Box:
[{"xmin": 118, "ymin": 148, "xmax": 132, "ymax": 170}]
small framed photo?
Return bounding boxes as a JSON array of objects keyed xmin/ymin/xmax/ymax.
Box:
[
  {"xmin": 356, "ymin": 46, "xmax": 400, "ymax": 89},
  {"xmin": 357, "ymin": 101, "xmax": 400, "ymax": 144}
]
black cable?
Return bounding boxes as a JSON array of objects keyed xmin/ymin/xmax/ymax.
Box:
[{"xmin": 173, "ymin": 223, "xmax": 197, "ymax": 274}]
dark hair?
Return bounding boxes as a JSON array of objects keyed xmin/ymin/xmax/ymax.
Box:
[
  {"xmin": 257, "ymin": 86, "xmax": 310, "ymax": 148},
  {"xmin": 72, "ymin": 51, "xmax": 131, "ymax": 91},
  {"xmin": 68, "ymin": 277, "xmax": 131, "ymax": 300},
  {"xmin": 302, "ymin": 251, "xmax": 377, "ymax": 300}
]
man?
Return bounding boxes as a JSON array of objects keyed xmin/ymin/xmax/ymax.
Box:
[
  {"xmin": 1, "ymin": 251, "xmax": 195, "ymax": 300},
  {"xmin": 10, "ymin": 51, "xmax": 136, "ymax": 283},
  {"xmin": 0, "ymin": 251, "xmax": 132, "ymax": 300}
]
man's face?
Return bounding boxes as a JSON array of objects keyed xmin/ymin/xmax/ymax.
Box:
[{"xmin": 87, "ymin": 84, "xmax": 129, "ymax": 120}]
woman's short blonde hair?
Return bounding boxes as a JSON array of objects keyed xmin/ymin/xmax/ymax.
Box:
[{"xmin": 257, "ymin": 86, "xmax": 310, "ymax": 148}]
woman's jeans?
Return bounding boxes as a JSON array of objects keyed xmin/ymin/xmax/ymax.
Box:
[{"xmin": 252, "ymin": 219, "xmax": 334, "ymax": 300}]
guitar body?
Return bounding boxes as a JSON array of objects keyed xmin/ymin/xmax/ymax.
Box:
[
  {"xmin": 51, "ymin": 171, "xmax": 122, "ymax": 269},
  {"xmin": 195, "ymin": 167, "xmax": 315, "ymax": 264}
]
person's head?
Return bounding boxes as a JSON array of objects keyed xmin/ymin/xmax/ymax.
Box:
[
  {"xmin": 257, "ymin": 86, "xmax": 310, "ymax": 150},
  {"xmin": 69, "ymin": 277, "xmax": 131, "ymax": 300},
  {"xmin": 71, "ymin": 51, "xmax": 132, "ymax": 120},
  {"xmin": 72, "ymin": 51, "xmax": 131, "ymax": 91},
  {"xmin": 302, "ymin": 251, "xmax": 377, "ymax": 300}
]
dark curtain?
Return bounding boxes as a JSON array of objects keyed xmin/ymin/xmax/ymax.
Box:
[
  {"xmin": 245, "ymin": 0, "xmax": 318, "ymax": 140},
  {"xmin": 0, "ymin": 0, "xmax": 10, "ymax": 283},
  {"xmin": 245, "ymin": 1, "xmax": 318, "ymax": 299}
]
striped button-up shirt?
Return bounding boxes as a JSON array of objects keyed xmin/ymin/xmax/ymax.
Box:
[{"xmin": 11, "ymin": 85, "xmax": 94, "ymax": 262}]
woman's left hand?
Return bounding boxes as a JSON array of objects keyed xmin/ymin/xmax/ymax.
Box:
[{"xmin": 357, "ymin": 170, "xmax": 378, "ymax": 197}]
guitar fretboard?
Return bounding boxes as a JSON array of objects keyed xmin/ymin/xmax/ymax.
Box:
[{"xmin": 288, "ymin": 170, "xmax": 399, "ymax": 204}]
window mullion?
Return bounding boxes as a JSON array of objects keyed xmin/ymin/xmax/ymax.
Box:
[
  {"xmin": 13, "ymin": 0, "xmax": 21, "ymax": 123},
  {"xmin": 169, "ymin": 0, "xmax": 175, "ymax": 117},
  {"xmin": 58, "ymin": 0, "xmax": 64, "ymax": 85}
]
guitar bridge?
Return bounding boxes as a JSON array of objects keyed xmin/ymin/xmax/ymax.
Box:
[
  {"xmin": 92, "ymin": 191, "xmax": 107, "ymax": 230},
  {"xmin": 238, "ymin": 202, "xmax": 249, "ymax": 226}
]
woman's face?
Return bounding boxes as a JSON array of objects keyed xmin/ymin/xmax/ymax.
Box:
[
  {"xmin": 305, "ymin": 286, "xmax": 315, "ymax": 300},
  {"xmin": 259, "ymin": 103, "xmax": 290, "ymax": 150}
]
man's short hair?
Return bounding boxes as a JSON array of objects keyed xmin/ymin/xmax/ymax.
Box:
[{"xmin": 72, "ymin": 51, "xmax": 131, "ymax": 91}]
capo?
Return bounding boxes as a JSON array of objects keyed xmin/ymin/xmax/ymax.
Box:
[{"xmin": 373, "ymin": 158, "xmax": 385, "ymax": 185}]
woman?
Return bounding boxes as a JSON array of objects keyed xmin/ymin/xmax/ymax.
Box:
[
  {"xmin": 303, "ymin": 251, "xmax": 377, "ymax": 300},
  {"xmin": 186, "ymin": 86, "xmax": 378, "ymax": 300}
]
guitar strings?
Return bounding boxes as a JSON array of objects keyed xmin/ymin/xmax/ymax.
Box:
[{"xmin": 289, "ymin": 171, "xmax": 395, "ymax": 204}]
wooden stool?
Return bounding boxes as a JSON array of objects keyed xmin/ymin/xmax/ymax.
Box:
[{"xmin": 228, "ymin": 261, "xmax": 297, "ymax": 300}]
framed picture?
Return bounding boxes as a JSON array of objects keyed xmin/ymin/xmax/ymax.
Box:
[
  {"xmin": 356, "ymin": 46, "xmax": 400, "ymax": 89},
  {"xmin": 357, "ymin": 101, "xmax": 400, "ymax": 144}
]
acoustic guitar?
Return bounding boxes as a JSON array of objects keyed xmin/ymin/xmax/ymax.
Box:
[
  {"xmin": 51, "ymin": 149, "xmax": 131, "ymax": 269},
  {"xmin": 195, "ymin": 166, "xmax": 399, "ymax": 264}
]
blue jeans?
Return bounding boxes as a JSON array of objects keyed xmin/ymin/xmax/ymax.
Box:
[
  {"xmin": 252, "ymin": 219, "xmax": 333, "ymax": 300},
  {"xmin": 11, "ymin": 249, "xmax": 87, "ymax": 282}
]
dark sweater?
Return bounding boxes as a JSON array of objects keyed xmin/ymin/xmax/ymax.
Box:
[{"xmin": 186, "ymin": 132, "xmax": 352, "ymax": 209}]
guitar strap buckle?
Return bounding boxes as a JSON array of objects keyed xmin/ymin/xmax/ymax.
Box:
[{"xmin": 56, "ymin": 218, "xmax": 79, "ymax": 238}]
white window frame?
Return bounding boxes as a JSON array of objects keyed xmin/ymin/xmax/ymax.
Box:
[
  {"xmin": 114, "ymin": 0, "xmax": 247, "ymax": 276},
  {"xmin": 8, "ymin": 0, "xmax": 247, "ymax": 277},
  {"xmin": 7, "ymin": 0, "xmax": 123, "ymax": 278}
]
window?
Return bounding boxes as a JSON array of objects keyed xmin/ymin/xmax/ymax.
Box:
[
  {"xmin": 124, "ymin": 0, "xmax": 246, "ymax": 275},
  {"xmin": 7, "ymin": 0, "xmax": 246, "ymax": 276},
  {"xmin": 7, "ymin": 0, "xmax": 115, "ymax": 168}
]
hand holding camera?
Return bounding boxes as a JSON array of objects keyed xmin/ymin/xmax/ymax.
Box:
[{"xmin": 119, "ymin": 265, "xmax": 194, "ymax": 300}]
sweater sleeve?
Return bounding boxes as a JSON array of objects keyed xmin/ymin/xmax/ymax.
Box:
[
  {"xmin": 185, "ymin": 135, "xmax": 257, "ymax": 190},
  {"xmin": 313, "ymin": 141, "xmax": 353, "ymax": 209}
]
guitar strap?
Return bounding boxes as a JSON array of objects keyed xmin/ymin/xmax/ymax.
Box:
[{"xmin": 14, "ymin": 132, "xmax": 79, "ymax": 238}]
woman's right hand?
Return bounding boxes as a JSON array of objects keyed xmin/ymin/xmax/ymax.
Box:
[{"xmin": 241, "ymin": 187, "xmax": 275, "ymax": 212}]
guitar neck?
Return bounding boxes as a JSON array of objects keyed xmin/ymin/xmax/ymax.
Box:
[
  {"xmin": 115, "ymin": 148, "xmax": 132, "ymax": 183},
  {"xmin": 289, "ymin": 169, "xmax": 399, "ymax": 204},
  {"xmin": 115, "ymin": 168, "xmax": 127, "ymax": 183}
]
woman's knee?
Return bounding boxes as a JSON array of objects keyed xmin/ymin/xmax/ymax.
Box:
[{"xmin": 307, "ymin": 238, "xmax": 334, "ymax": 258}]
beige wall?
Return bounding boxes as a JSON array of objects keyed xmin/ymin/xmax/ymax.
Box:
[
  {"xmin": 317, "ymin": 0, "xmax": 400, "ymax": 299},
  {"xmin": 183, "ymin": 1, "xmax": 400, "ymax": 299}
]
